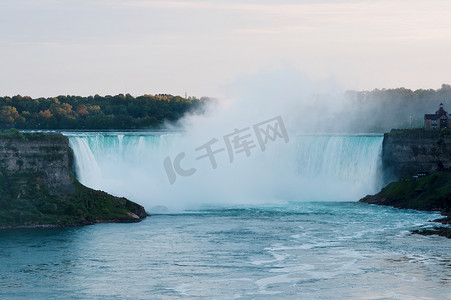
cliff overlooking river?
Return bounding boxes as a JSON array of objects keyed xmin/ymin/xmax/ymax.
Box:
[
  {"xmin": 382, "ymin": 129, "xmax": 451, "ymax": 181},
  {"xmin": 0, "ymin": 130, "xmax": 147, "ymax": 229},
  {"xmin": 361, "ymin": 129, "xmax": 451, "ymax": 238}
]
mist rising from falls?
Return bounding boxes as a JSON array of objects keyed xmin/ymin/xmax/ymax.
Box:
[
  {"xmin": 67, "ymin": 69, "xmax": 387, "ymax": 211},
  {"xmin": 68, "ymin": 133, "xmax": 383, "ymax": 211}
]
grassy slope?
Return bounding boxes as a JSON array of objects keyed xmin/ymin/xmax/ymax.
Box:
[
  {"xmin": 360, "ymin": 171, "xmax": 451, "ymax": 238},
  {"xmin": 376, "ymin": 172, "xmax": 451, "ymax": 212},
  {"xmin": 0, "ymin": 172, "xmax": 146, "ymax": 228}
]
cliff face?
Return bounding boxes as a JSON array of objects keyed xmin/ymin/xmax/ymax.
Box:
[
  {"xmin": 0, "ymin": 133, "xmax": 73, "ymax": 193},
  {"xmin": 383, "ymin": 130, "xmax": 451, "ymax": 180},
  {"xmin": 0, "ymin": 131, "xmax": 147, "ymax": 228}
]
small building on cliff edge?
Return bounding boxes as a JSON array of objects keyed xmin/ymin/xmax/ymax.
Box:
[{"xmin": 424, "ymin": 103, "xmax": 451, "ymax": 130}]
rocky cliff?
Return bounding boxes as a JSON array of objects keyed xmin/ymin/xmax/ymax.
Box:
[
  {"xmin": 383, "ymin": 130, "xmax": 451, "ymax": 181},
  {"xmin": 0, "ymin": 131, "xmax": 73, "ymax": 193},
  {"xmin": 0, "ymin": 130, "xmax": 147, "ymax": 228}
]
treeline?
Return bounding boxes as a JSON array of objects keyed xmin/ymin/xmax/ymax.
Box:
[
  {"xmin": 3, "ymin": 84, "xmax": 451, "ymax": 132},
  {"xmin": 343, "ymin": 84, "xmax": 451, "ymax": 132},
  {"xmin": 0, "ymin": 93, "xmax": 206, "ymax": 129}
]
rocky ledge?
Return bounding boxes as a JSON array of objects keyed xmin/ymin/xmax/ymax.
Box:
[{"xmin": 0, "ymin": 129, "xmax": 147, "ymax": 229}]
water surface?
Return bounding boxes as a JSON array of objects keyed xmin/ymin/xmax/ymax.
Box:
[{"xmin": 1, "ymin": 202, "xmax": 449, "ymax": 299}]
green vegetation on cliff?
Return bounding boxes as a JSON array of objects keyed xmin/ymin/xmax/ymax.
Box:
[
  {"xmin": 360, "ymin": 171, "xmax": 451, "ymax": 238},
  {"xmin": 362, "ymin": 172, "xmax": 450, "ymax": 212},
  {"xmin": 0, "ymin": 176, "xmax": 146, "ymax": 228},
  {"xmin": 0, "ymin": 93, "xmax": 206, "ymax": 130}
]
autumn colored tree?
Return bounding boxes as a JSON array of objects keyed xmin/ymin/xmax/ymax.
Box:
[{"xmin": 0, "ymin": 93, "xmax": 206, "ymax": 129}]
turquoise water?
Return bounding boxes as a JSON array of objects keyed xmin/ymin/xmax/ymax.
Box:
[{"xmin": 1, "ymin": 202, "xmax": 449, "ymax": 299}]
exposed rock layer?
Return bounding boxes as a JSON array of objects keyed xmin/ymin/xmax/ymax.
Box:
[
  {"xmin": 383, "ymin": 130, "xmax": 451, "ymax": 181},
  {"xmin": 0, "ymin": 132, "xmax": 73, "ymax": 193}
]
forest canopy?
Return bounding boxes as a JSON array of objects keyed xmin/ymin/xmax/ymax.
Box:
[{"xmin": 0, "ymin": 93, "xmax": 206, "ymax": 130}]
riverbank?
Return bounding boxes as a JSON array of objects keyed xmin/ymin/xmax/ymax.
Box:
[{"xmin": 360, "ymin": 171, "xmax": 451, "ymax": 238}]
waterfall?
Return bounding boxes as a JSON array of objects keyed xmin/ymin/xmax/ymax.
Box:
[
  {"xmin": 294, "ymin": 135, "xmax": 383, "ymax": 187},
  {"xmin": 67, "ymin": 132, "xmax": 383, "ymax": 210}
]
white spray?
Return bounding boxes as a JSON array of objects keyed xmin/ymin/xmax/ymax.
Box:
[{"xmin": 68, "ymin": 68, "xmax": 384, "ymax": 211}]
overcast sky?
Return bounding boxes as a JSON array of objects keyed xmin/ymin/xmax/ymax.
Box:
[{"xmin": 1, "ymin": 0, "xmax": 450, "ymax": 98}]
